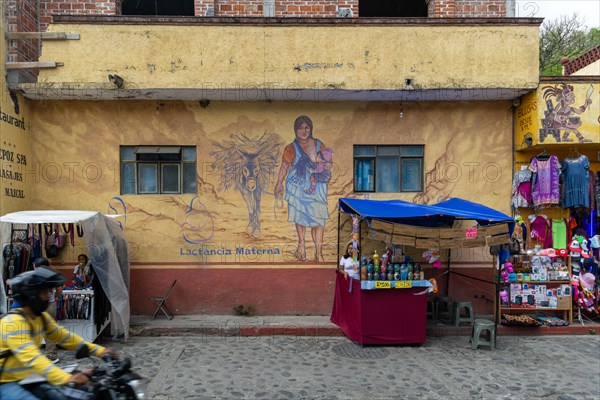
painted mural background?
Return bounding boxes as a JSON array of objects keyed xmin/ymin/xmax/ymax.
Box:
[
  {"xmin": 516, "ymin": 83, "xmax": 600, "ymax": 149},
  {"xmin": 28, "ymin": 100, "xmax": 512, "ymax": 266}
]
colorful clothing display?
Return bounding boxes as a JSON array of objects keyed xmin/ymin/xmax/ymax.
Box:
[
  {"xmin": 529, "ymin": 215, "xmax": 552, "ymax": 248},
  {"xmin": 511, "ymin": 167, "xmax": 533, "ymax": 209},
  {"xmin": 550, "ymin": 219, "xmax": 567, "ymax": 249},
  {"xmin": 530, "ymin": 155, "xmax": 561, "ymax": 207},
  {"xmin": 562, "ymin": 155, "xmax": 590, "ymax": 209}
]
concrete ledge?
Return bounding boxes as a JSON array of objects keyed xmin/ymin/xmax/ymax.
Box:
[{"xmin": 129, "ymin": 315, "xmax": 600, "ymax": 338}]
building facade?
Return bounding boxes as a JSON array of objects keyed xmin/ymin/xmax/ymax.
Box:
[{"xmin": 2, "ymin": 0, "xmax": 539, "ymax": 315}]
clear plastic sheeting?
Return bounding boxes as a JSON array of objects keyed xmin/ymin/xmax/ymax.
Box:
[{"xmin": 0, "ymin": 211, "xmax": 130, "ymax": 341}]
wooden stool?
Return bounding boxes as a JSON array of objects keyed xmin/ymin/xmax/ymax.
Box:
[{"xmin": 470, "ymin": 319, "xmax": 495, "ymax": 350}]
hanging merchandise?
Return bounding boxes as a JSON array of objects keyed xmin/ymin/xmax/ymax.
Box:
[
  {"xmin": 562, "ymin": 154, "xmax": 590, "ymax": 209},
  {"xmin": 530, "ymin": 152, "xmax": 561, "ymax": 208},
  {"xmin": 44, "ymin": 224, "xmax": 59, "ymax": 258},
  {"xmin": 595, "ymin": 172, "xmax": 600, "ymax": 214},
  {"xmin": 550, "ymin": 218, "xmax": 568, "ymax": 250},
  {"xmin": 529, "ymin": 214, "xmax": 552, "ymax": 248},
  {"xmin": 511, "ymin": 166, "xmax": 533, "ymax": 209}
]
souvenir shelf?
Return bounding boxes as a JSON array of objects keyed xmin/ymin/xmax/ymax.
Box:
[
  {"xmin": 58, "ymin": 289, "xmax": 110, "ymax": 342},
  {"xmin": 497, "ymin": 254, "xmax": 573, "ymax": 323}
]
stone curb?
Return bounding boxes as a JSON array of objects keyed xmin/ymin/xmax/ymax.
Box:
[{"xmin": 130, "ymin": 323, "xmax": 600, "ymax": 337}]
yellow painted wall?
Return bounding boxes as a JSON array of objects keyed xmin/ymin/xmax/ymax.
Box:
[
  {"xmin": 0, "ymin": 9, "xmax": 32, "ymax": 214},
  {"xmin": 35, "ymin": 24, "xmax": 540, "ymax": 91},
  {"xmin": 29, "ymin": 100, "xmax": 513, "ymax": 266}
]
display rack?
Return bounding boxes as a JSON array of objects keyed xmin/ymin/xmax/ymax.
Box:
[
  {"xmin": 497, "ymin": 255, "xmax": 573, "ymax": 323},
  {"xmin": 58, "ymin": 289, "xmax": 110, "ymax": 342}
]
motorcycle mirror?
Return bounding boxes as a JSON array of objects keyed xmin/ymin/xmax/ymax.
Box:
[{"xmin": 75, "ymin": 344, "xmax": 90, "ymax": 359}]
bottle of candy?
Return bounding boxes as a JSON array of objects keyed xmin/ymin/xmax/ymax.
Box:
[
  {"xmin": 381, "ymin": 252, "xmax": 389, "ymax": 270},
  {"xmin": 360, "ymin": 266, "xmax": 367, "ymax": 281},
  {"xmin": 373, "ymin": 263, "xmax": 380, "ymax": 278},
  {"xmin": 373, "ymin": 250, "xmax": 380, "ymax": 267},
  {"xmin": 413, "ymin": 264, "xmax": 420, "ymax": 280},
  {"xmin": 400, "ymin": 263, "xmax": 408, "ymax": 280},
  {"xmin": 407, "ymin": 263, "xmax": 413, "ymax": 280}
]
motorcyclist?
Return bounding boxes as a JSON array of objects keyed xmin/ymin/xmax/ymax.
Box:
[{"xmin": 0, "ymin": 266, "xmax": 116, "ymax": 399}]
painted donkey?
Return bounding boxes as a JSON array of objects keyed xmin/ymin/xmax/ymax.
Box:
[{"xmin": 211, "ymin": 132, "xmax": 282, "ymax": 237}]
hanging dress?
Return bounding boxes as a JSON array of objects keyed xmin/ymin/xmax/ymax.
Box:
[
  {"xmin": 511, "ymin": 167, "xmax": 533, "ymax": 209},
  {"xmin": 562, "ymin": 155, "xmax": 590, "ymax": 209},
  {"xmin": 530, "ymin": 155, "xmax": 561, "ymax": 207}
]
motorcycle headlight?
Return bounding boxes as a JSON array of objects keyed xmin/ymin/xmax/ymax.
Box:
[{"xmin": 127, "ymin": 379, "xmax": 146, "ymax": 399}]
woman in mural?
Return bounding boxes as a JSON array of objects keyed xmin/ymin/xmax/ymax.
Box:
[{"xmin": 274, "ymin": 115, "xmax": 331, "ymax": 262}]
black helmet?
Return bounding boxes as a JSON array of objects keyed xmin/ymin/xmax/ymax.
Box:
[
  {"xmin": 33, "ymin": 257, "xmax": 50, "ymax": 269},
  {"xmin": 10, "ymin": 268, "xmax": 66, "ymax": 315}
]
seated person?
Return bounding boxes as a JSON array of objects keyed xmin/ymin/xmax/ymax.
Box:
[
  {"xmin": 339, "ymin": 242, "xmax": 360, "ymax": 280},
  {"xmin": 72, "ymin": 254, "xmax": 93, "ymax": 288}
]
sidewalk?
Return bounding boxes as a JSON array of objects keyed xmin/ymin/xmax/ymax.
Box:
[{"xmin": 130, "ymin": 314, "xmax": 600, "ymax": 337}]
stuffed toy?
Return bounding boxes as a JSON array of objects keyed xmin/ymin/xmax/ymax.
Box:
[
  {"xmin": 500, "ymin": 265, "xmax": 509, "ymax": 283},
  {"xmin": 504, "ymin": 262, "xmax": 517, "ymax": 282},
  {"xmin": 499, "ymin": 289, "xmax": 509, "ymax": 305}
]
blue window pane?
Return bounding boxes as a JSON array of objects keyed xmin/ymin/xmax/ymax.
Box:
[
  {"xmin": 121, "ymin": 163, "xmax": 135, "ymax": 194},
  {"xmin": 377, "ymin": 146, "xmax": 400, "ymax": 156},
  {"xmin": 355, "ymin": 159, "xmax": 374, "ymax": 191},
  {"xmin": 377, "ymin": 158, "xmax": 399, "ymax": 192},
  {"xmin": 400, "ymin": 146, "xmax": 423, "ymax": 156},
  {"xmin": 121, "ymin": 147, "xmax": 136, "ymax": 161},
  {"xmin": 162, "ymin": 164, "xmax": 180, "ymax": 193},
  {"xmin": 139, "ymin": 164, "xmax": 158, "ymax": 193},
  {"xmin": 354, "ymin": 146, "xmax": 376, "ymax": 157},
  {"xmin": 402, "ymin": 159, "xmax": 422, "ymax": 192},
  {"xmin": 182, "ymin": 147, "xmax": 196, "ymax": 161},
  {"xmin": 183, "ymin": 163, "xmax": 197, "ymax": 194}
]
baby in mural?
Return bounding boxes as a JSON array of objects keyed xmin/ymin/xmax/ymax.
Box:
[{"xmin": 304, "ymin": 148, "xmax": 333, "ymax": 195}]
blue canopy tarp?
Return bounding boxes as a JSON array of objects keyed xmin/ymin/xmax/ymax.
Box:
[{"xmin": 338, "ymin": 197, "xmax": 513, "ymax": 227}]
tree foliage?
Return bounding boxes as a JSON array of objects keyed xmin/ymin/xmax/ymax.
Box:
[{"xmin": 539, "ymin": 14, "xmax": 600, "ymax": 76}]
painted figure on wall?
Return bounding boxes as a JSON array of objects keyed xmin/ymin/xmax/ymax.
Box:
[
  {"xmin": 540, "ymin": 83, "xmax": 593, "ymax": 143},
  {"xmin": 211, "ymin": 133, "xmax": 282, "ymax": 237},
  {"xmin": 274, "ymin": 115, "xmax": 332, "ymax": 262}
]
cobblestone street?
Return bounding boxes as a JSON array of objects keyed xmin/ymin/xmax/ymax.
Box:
[{"xmin": 59, "ymin": 334, "xmax": 600, "ymax": 400}]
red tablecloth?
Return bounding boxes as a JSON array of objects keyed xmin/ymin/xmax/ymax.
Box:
[{"xmin": 330, "ymin": 272, "xmax": 428, "ymax": 344}]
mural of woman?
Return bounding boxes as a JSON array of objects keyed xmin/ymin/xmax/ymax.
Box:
[{"xmin": 274, "ymin": 116, "xmax": 332, "ymax": 262}]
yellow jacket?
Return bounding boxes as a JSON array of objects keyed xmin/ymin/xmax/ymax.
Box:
[{"xmin": 0, "ymin": 309, "xmax": 105, "ymax": 385}]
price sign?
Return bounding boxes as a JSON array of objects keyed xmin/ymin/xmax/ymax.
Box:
[
  {"xmin": 375, "ymin": 281, "xmax": 391, "ymax": 289},
  {"xmin": 466, "ymin": 228, "xmax": 478, "ymax": 239},
  {"xmin": 395, "ymin": 281, "xmax": 413, "ymax": 289}
]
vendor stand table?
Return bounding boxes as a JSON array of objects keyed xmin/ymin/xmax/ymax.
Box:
[{"xmin": 330, "ymin": 271, "xmax": 432, "ymax": 345}]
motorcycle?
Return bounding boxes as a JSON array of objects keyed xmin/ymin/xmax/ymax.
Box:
[{"xmin": 39, "ymin": 345, "xmax": 146, "ymax": 400}]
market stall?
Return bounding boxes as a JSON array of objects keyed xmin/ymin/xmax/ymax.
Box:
[
  {"xmin": 331, "ymin": 198, "xmax": 513, "ymax": 345},
  {"xmin": 0, "ymin": 210, "xmax": 130, "ymax": 341}
]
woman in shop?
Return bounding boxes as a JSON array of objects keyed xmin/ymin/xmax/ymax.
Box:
[
  {"xmin": 274, "ymin": 115, "xmax": 332, "ymax": 262},
  {"xmin": 339, "ymin": 242, "xmax": 360, "ymax": 280},
  {"xmin": 73, "ymin": 253, "xmax": 93, "ymax": 288}
]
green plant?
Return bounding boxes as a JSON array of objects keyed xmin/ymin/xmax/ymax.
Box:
[
  {"xmin": 589, "ymin": 328, "xmax": 597, "ymax": 335},
  {"xmin": 233, "ymin": 304, "xmax": 254, "ymax": 316}
]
